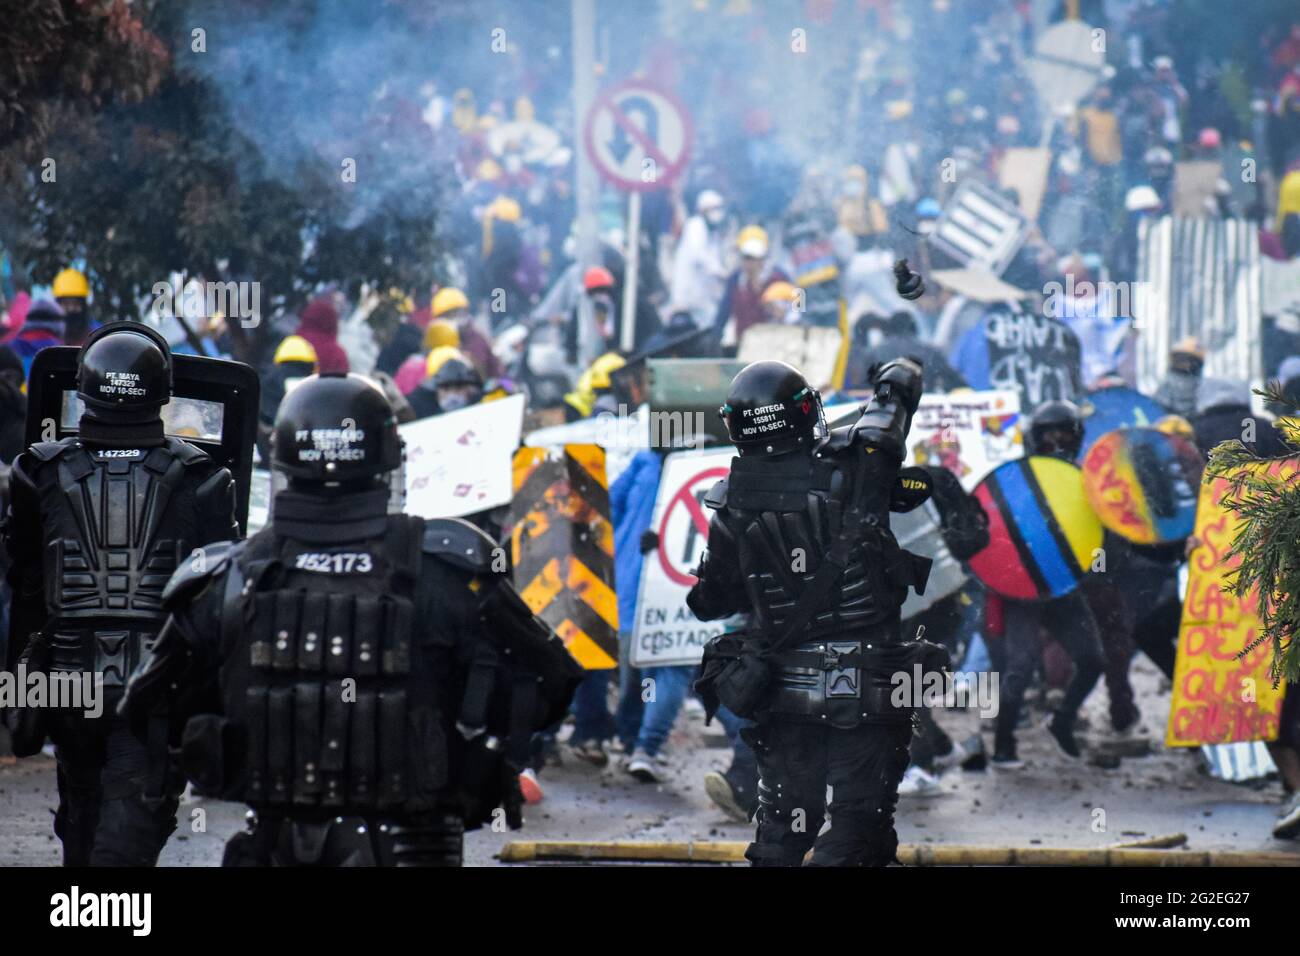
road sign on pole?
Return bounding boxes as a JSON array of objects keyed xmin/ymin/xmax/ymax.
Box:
[{"xmin": 583, "ymin": 79, "xmax": 693, "ymax": 193}]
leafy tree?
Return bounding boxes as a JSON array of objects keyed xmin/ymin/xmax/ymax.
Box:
[{"xmin": 0, "ymin": 0, "xmax": 451, "ymax": 364}]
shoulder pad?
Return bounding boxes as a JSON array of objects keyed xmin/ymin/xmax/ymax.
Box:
[
  {"xmin": 26, "ymin": 439, "xmax": 74, "ymax": 463},
  {"xmin": 161, "ymin": 540, "xmax": 238, "ymax": 604},
  {"xmin": 422, "ymin": 518, "xmax": 501, "ymax": 573},
  {"xmin": 703, "ymin": 478, "xmax": 728, "ymax": 510},
  {"xmin": 822, "ymin": 424, "xmax": 856, "ymax": 452},
  {"xmin": 165, "ymin": 438, "xmax": 212, "ymax": 466}
]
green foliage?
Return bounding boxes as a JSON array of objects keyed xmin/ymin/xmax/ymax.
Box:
[
  {"xmin": 0, "ymin": 0, "xmax": 449, "ymax": 359},
  {"xmin": 1205, "ymin": 380, "xmax": 1300, "ymax": 685}
]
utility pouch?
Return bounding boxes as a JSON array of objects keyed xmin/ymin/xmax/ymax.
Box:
[
  {"xmin": 698, "ymin": 633, "xmax": 771, "ymax": 721},
  {"xmin": 180, "ymin": 713, "xmax": 246, "ymax": 797}
]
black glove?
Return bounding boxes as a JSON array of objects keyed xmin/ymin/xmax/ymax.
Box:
[{"xmin": 639, "ymin": 530, "xmax": 660, "ymax": 555}]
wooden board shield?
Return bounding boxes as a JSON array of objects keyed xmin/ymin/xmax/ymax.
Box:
[
  {"xmin": 1081, "ymin": 428, "xmax": 1203, "ymax": 545},
  {"xmin": 968, "ymin": 456, "xmax": 1103, "ymax": 601},
  {"xmin": 509, "ymin": 444, "xmax": 619, "ymax": 669}
]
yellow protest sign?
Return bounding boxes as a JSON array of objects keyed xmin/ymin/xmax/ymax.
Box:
[{"xmin": 1165, "ymin": 459, "xmax": 1296, "ymax": 747}]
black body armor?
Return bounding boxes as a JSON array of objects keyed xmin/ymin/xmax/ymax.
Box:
[
  {"xmin": 120, "ymin": 489, "xmax": 582, "ymax": 853},
  {"xmin": 689, "ymin": 359, "xmax": 937, "ymax": 727},
  {"xmin": 5, "ymin": 436, "xmax": 235, "ymax": 687}
]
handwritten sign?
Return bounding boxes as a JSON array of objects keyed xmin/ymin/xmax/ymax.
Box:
[
  {"xmin": 1165, "ymin": 459, "xmax": 1297, "ymax": 747},
  {"xmin": 983, "ymin": 307, "xmax": 1084, "ymax": 409},
  {"xmin": 400, "ymin": 394, "xmax": 525, "ymax": 519}
]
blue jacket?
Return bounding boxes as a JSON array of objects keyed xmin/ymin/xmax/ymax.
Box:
[{"xmin": 610, "ymin": 450, "xmax": 663, "ymax": 634}]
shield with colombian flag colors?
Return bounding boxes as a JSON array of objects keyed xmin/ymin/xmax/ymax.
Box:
[{"xmin": 967, "ymin": 456, "xmax": 1103, "ymax": 601}]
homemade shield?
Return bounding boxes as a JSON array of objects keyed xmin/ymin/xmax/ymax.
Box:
[
  {"xmin": 509, "ymin": 444, "xmax": 619, "ymax": 669},
  {"xmin": 25, "ymin": 345, "xmax": 259, "ymax": 533},
  {"xmin": 893, "ymin": 501, "xmax": 967, "ymax": 619},
  {"xmin": 1078, "ymin": 385, "xmax": 1168, "ymax": 457},
  {"xmin": 1166, "ymin": 458, "xmax": 1298, "ymax": 747},
  {"xmin": 1081, "ymin": 428, "xmax": 1203, "ymax": 545},
  {"xmin": 631, "ymin": 448, "xmax": 734, "ymax": 667},
  {"xmin": 967, "ymin": 456, "xmax": 1103, "ymax": 601},
  {"xmin": 647, "ymin": 358, "xmax": 745, "ymax": 450}
]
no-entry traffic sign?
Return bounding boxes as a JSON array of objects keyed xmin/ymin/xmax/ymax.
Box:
[{"xmin": 583, "ymin": 78, "xmax": 693, "ymax": 192}]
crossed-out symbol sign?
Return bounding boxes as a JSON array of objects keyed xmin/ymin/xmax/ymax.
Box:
[
  {"xmin": 583, "ymin": 78, "xmax": 693, "ymax": 192},
  {"xmin": 657, "ymin": 466, "xmax": 728, "ymax": 587}
]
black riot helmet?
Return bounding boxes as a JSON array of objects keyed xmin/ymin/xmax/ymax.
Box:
[
  {"xmin": 76, "ymin": 321, "xmax": 173, "ymax": 422},
  {"xmin": 1028, "ymin": 399, "xmax": 1085, "ymax": 461},
  {"xmin": 430, "ymin": 356, "xmax": 483, "ymax": 391},
  {"xmin": 720, "ymin": 360, "xmax": 825, "ymax": 457},
  {"xmin": 272, "ymin": 373, "xmax": 402, "ymax": 485}
]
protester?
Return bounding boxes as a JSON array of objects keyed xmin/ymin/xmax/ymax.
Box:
[
  {"xmin": 295, "ymin": 295, "xmax": 349, "ymax": 374},
  {"xmin": 670, "ymin": 189, "xmax": 730, "ymax": 329}
]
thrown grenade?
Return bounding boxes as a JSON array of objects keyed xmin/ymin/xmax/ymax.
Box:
[{"xmin": 894, "ymin": 259, "xmax": 924, "ymax": 300}]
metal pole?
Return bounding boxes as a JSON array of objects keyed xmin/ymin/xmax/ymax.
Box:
[
  {"xmin": 620, "ymin": 190, "xmax": 641, "ymax": 352},
  {"xmin": 572, "ymin": 0, "xmax": 600, "ymax": 366}
]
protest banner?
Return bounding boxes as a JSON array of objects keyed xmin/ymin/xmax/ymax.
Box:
[
  {"xmin": 905, "ymin": 389, "xmax": 1023, "ymax": 491},
  {"xmin": 1165, "ymin": 459, "xmax": 1297, "ymax": 747}
]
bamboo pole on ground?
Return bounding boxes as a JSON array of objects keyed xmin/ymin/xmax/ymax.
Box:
[{"xmin": 498, "ymin": 839, "xmax": 1299, "ymax": 867}]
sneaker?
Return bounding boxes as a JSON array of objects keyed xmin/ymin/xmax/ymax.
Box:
[
  {"xmin": 1274, "ymin": 792, "xmax": 1300, "ymax": 840},
  {"xmin": 897, "ymin": 765, "xmax": 944, "ymax": 796},
  {"xmin": 568, "ymin": 738, "xmax": 609, "ymax": 767},
  {"xmin": 626, "ymin": 749, "xmax": 668, "ymax": 783},
  {"xmin": 991, "ymin": 743, "xmax": 1023, "ymax": 769},
  {"xmin": 1045, "ymin": 715, "xmax": 1082, "ymax": 760},
  {"xmin": 935, "ymin": 733, "xmax": 987, "ymax": 772},
  {"xmin": 704, "ymin": 770, "xmax": 752, "ymax": 821},
  {"xmin": 518, "ymin": 768, "xmax": 544, "ymax": 804}
]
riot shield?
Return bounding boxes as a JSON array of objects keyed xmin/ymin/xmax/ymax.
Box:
[{"xmin": 25, "ymin": 345, "xmax": 260, "ymax": 534}]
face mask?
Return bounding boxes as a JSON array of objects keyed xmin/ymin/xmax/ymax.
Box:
[{"xmin": 438, "ymin": 390, "xmax": 474, "ymax": 412}]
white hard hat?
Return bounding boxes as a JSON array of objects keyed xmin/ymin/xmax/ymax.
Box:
[{"xmin": 695, "ymin": 189, "xmax": 724, "ymax": 213}]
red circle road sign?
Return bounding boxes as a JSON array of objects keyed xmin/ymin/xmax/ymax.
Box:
[
  {"xmin": 657, "ymin": 465, "xmax": 728, "ymax": 587},
  {"xmin": 583, "ymin": 79, "xmax": 693, "ymax": 192}
]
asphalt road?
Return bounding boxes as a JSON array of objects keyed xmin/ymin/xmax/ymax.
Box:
[{"xmin": 1, "ymin": 657, "xmax": 1295, "ymax": 866}]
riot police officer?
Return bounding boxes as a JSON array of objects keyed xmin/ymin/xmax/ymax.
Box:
[
  {"xmin": 120, "ymin": 373, "xmax": 581, "ymax": 866},
  {"xmin": 4, "ymin": 322, "xmax": 237, "ymax": 865},
  {"xmin": 689, "ymin": 355, "xmax": 942, "ymax": 867}
]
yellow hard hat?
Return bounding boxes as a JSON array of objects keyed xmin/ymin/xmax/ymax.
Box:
[
  {"xmin": 1154, "ymin": 414, "xmax": 1195, "ymax": 441},
  {"xmin": 761, "ymin": 281, "xmax": 798, "ymax": 304},
  {"xmin": 273, "ymin": 335, "xmax": 318, "ymax": 367},
  {"xmin": 423, "ymin": 319, "xmax": 461, "ymax": 351},
  {"xmin": 431, "ymin": 287, "xmax": 470, "ymax": 318},
  {"xmin": 736, "ymin": 225, "xmax": 769, "ymax": 258},
  {"xmin": 487, "ymin": 195, "xmax": 522, "ymax": 223},
  {"xmin": 426, "ymin": 345, "xmax": 468, "ymax": 378},
  {"xmin": 586, "ymin": 351, "xmax": 627, "ymax": 391},
  {"xmin": 52, "ymin": 268, "xmax": 89, "ymax": 299}
]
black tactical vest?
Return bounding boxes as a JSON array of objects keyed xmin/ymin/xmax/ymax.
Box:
[
  {"xmin": 721, "ymin": 446, "xmax": 909, "ymax": 639},
  {"xmin": 216, "ymin": 515, "xmax": 443, "ymax": 815},
  {"xmin": 27, "ymin": 438, "xmax": 207, "ymax": 687},
  {"xmin": 716, "ymin": 444, "xmax": 925, "ymax": 727}
]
